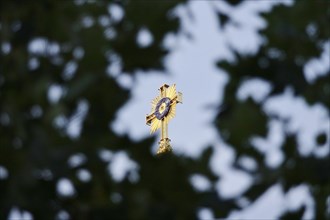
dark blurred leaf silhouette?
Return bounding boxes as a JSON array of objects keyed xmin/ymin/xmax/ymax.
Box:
[
  {"xmin": 0, "ymin": 0, "xmax": 329, "ymax": 220},
  {"xmin": 216, "ymin": 1, "xmax": 330, "ymax": 220}
]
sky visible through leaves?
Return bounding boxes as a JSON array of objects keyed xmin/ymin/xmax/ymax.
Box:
[{"xmin": 1, "ymin": 0, "xmax": 329, "ymax": 219}]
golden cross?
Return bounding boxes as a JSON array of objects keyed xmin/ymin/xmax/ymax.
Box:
[{"xmin": 146, "ymin": 84, "xmax": 182, "ymax": 155}]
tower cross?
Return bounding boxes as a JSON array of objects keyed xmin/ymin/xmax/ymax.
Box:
[{"xmin": 146, "ymin": 84, "xmax": 182, "ymax": 155}]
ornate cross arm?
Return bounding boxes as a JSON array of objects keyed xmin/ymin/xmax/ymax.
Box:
[{"xmin": 145, "ymin": 84, "xmax": 183, "ymax": 155}]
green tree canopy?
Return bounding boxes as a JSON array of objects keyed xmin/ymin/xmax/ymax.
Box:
[{"xmin": 0, "ymin": 0, "xmax": 329, "ymax": 219}]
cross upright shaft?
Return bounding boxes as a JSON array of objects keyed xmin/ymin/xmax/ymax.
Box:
[{"xmin": 160, "ymin": 85, "xmax": 168, "ymax": 140}]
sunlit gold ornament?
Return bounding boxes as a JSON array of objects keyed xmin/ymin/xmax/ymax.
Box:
[{"xmin": 146, "ymin": 84, "xmax": 183, "ymax": 155}]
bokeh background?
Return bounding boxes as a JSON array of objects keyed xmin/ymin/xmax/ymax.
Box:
[{"xmin": 0, "ymin": 0, "xmax": 329, "ymax": 219}]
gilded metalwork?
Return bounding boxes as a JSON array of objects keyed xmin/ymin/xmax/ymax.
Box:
[{"xmin": 146, "ymin": 84, "xmax": 183, "ymax": 155}]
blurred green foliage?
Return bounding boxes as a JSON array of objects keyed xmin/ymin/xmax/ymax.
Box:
[
  {"xmin": 0, "ymin": 0, "xmax": 329, "ymax": 220},
  {"xmin": 216, "ymin": 1, "xmax": 330, "ymax": 220}
]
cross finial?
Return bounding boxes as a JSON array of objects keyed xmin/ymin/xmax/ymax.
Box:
[{"xmin": 146, "ymin": 84, "xmax": 183, "ymax": 155}]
